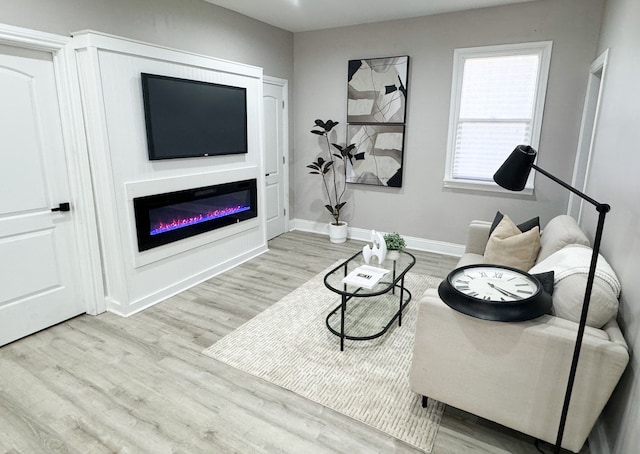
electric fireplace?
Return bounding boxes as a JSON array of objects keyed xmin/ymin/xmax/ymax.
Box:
[{"xmin": 134, "ymin": 179, "xmax": 257, "ymax": 251}]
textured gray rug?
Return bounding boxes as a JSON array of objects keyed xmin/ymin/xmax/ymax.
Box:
[{"xmin": 202, "ymin": 264, "xmax": 444, "ymax": 452}]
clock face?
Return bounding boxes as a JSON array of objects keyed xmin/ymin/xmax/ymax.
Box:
[{"xmin": 448, "ymin": 265, "xmax": 539, "ymax": 302}]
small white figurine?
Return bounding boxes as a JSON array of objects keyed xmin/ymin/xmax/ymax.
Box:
[{"xmin": 362, "ymin": 230, "xmax": 387, "ymax": 264}]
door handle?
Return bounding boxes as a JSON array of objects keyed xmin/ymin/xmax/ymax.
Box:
[
  {"xmin": 51, "ymin": 202, "xmax": 71, "ymax": 212},
  {"xmin": 265, "ymin": 173, "xmax": 271, "ymax": 177}
]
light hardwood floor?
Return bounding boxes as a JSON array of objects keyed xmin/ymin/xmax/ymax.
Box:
[{"xmin": 0, "ymin": 231, "xmax": 587, "ymax": 453}]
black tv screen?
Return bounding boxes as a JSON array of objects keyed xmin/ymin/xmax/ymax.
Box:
[{"xmin": 141, "ymin": 73, "xmax": 248, "ymax": 160}]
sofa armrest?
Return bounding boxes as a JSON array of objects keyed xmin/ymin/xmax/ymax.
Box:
[
  {"xmin": 464, "ymin": 220, "xmax": 491, "ymax": 255},
  {"xmin": 602, "ymin": 318, "xmax": 628, "ymax": 348},
  {"xmin": 410, "ymin": 288, "xmax": 629, "ymax": 452}
]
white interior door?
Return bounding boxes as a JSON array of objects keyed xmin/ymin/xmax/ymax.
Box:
[
  {"xmin": 263, "ymin": 77, "xmax": 288, "ymax": 239},
  {"xmin": 0, "ymin": 43, "xmax": 84, "ymax": 346}
]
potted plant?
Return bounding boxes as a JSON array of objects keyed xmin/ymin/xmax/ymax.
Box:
[
  {"xmin": 384, "ymin": 232, "xmax": 406, "ymax": 260},
  {"xmin": 307, "ymin": 119, "xmax": 356, "ymax": 243}
]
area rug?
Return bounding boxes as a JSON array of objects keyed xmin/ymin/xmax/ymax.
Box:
[{"xmin": 202, "ymin": 264, "xmax": 445, "ymax": 452}]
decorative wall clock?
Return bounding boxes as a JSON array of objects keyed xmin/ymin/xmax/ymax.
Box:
[{"xmin": 438, "ymin": 264, "xmax": 553, "ymax": 321}]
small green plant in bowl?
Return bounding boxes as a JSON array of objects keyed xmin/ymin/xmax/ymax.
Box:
[{"xmin": 384, "ymin": 232, "xmax": 406, "ymax": 251}]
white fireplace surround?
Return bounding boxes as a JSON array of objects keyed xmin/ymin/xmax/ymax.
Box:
[
  {"xmin": 71, "ymin": 31, "xmax": 267, "ymax": 316},
  {"xmin": 126, "ymin": 169, "xmax": 260, "ymax": 268}
]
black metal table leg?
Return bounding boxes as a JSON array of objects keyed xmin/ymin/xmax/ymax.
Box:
[
  {"xmin": 399, "ymin": 276, "xmax": 405, "ymax": 326},
  {"xmin": 340, "ymin": 294, "xmax": 346, "ymax": 351},
  {"xmin": 392, "ymin": 260, "xmax": 397, "ymax": 295}
]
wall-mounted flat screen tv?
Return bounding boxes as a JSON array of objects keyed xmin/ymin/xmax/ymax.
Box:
[{"xmin": 141, "ymin": 73, "xmax": 248, "ymax": 160}]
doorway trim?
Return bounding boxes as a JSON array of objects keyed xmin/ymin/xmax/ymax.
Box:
[
  {"xmin": 568, "ymin": 49, "xmax": 609, "ymax": 223},
  {"xmin": 0, "ymin": 23, "xmax": 104, "ymax": 314}
]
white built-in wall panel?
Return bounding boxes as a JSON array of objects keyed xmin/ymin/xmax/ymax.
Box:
[{"xmin": 71, "ymin": 31, "xmax": 266, "ymax": 316}]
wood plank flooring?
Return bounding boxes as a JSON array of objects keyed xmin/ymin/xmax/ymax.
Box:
[{"xmin": 0, "ymin": 231, "xmax": 588, "ymax": 453}]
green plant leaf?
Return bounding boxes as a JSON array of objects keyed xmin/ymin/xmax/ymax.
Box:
[
  {"xmin": 310, "ymin": 130, "xmax": 324, "ymax": 136},
  {"xmin": 384, "ymin": 232, "xmax": 406, "ymax": 250},
  {"xmin": 325, "ymin": 205, "xmax": 335, "ymax": 214}
]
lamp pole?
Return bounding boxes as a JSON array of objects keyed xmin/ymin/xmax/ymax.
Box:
[
  {"xmin": 552, "ymin": 202, "xmax": 609, "ymax": 453},
  {"xmin": 494, "ymin": 147, "xmax": 611, "ymax": 453},
  {"xmin": 528, "ymin": 164, "xmax": 610, "ymax": 453}
]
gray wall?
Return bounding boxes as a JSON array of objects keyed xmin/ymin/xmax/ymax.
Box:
[
  {"xmin": 0, "ymin": 0, "xmax": 293, "ymax": 82},
  {"xmin": 587, "ymin": 0, "xmax": 640, "ymax": 452},
  {"xmin": 293, "ymin": 0, "xmax": 604, "ymax": 243}
]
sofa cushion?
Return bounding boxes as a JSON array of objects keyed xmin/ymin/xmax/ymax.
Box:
[
  {"xmin": 537, "ymin": 215, "xmax": 590, "ymax": 263},
  {"xmin": 457, "ymin": 253, "xmax": 484, "ymax": 267},
  {"xmin": 529, "ymin": 244, "xmax": 620, "ymax": 328},
  {"xmin": 483, "ymin": 215, "xmax": 541, "ymax": 271}
]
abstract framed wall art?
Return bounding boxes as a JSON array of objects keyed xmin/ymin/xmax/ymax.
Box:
[
  {"xmin": 346, "ymin": 124, "xmax": 405, "ymax": 187},
  {"xmin": 347, "ymin": 56, "xmax": 409, "ymax": 124}
]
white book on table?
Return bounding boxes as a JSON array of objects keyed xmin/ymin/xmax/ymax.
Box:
[{"xmin": 342, "ymin": 265, "xmax": 390, "ymax": 289}]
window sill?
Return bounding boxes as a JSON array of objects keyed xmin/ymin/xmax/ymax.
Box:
[{"xmin": 443, "ymin": 178, "xmax": 534, "ymax": 196}]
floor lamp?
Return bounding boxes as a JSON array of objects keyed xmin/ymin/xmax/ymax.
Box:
[{"xmin": 493, "ymin": 145, "xmax": 610, "ymax": 453}]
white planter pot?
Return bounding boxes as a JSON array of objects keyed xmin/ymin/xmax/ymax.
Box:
[
  {"xmin": 328, "ymin": 222, "xmax": 348, "ymax": 243},
  {"xmin": 386, "ymin": 250, "xmax": 400, "ymax": 261}
]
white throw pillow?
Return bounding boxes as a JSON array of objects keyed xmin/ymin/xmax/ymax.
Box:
[
  {"xmin": 529, "ymin": 244, "xmax": 620, "ymax": 328},
  {"xmin": 483, "ymin": 215, "xmax": 541, "ymax": 271}
]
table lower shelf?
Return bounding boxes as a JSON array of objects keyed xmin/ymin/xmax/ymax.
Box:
[{"xmin": 325, "ymin": 283, "xmax": 412, "ymax": 349}]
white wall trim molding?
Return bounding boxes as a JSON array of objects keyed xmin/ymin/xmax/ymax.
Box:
[
  {"xmin": 124, "ymin": 168, "xmax": 261, "ymax": 268},
  {"xmin": 57, "ymin": 43, "xmax": 106, "ymax": 315},
  {"xmin": 0, "ymin": 22, "xmax": 68, "ymax": 50},
  {"xmin": 290, "ymin": 218, "xmax": 464, "ymax": 258},
  {"xmin": 71, "ymin": 30, "xmax": 262, "ymax": 79},
  {"xmin": 0, "ymin": 22, "xmax": 105, "ymax": 316}
]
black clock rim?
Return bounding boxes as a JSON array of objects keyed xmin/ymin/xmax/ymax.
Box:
[{"xmin": 439, "ymin": 264, "xmax": 553, "ymax": 322}]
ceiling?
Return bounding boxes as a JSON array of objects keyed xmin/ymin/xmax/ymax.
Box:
[{"xmin": 203, "ymin": 0, "xmax": 538, "ymax": 33}]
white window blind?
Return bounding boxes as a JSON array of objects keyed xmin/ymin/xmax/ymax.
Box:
[{"xmin": 445, "ymin": 42, "xmax": 552, "ymax": 193}]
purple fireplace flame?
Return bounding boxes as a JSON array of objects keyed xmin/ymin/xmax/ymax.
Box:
[{"xmin": 150, "ymin": 203, "xmax": 251, "ymax": 236}]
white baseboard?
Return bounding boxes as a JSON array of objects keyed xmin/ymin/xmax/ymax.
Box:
[
  {"xmin": 588, "ymin": 418, "xmax": 612, "ymax": 454},
  {"xmin": 290, "ymin": 218, "xmax": 464, "ymax": 258}
]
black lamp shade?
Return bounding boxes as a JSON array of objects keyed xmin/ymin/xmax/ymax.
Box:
[{"xmin": 493, "ymin": 145, "xmax": 537, "ymax": 191}]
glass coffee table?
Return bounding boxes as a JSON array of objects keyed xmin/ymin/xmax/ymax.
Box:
[{"xmin": 324, "ymin": 250, "xmax": 416, "ymax": 351}]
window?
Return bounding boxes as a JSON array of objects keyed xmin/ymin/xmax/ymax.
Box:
[{"xmin": 444, "ymin": 41, "xmax": 552, "ymax": 193}]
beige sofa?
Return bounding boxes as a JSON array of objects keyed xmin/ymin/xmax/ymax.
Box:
[{"xmin": 409, "ymin": 215, "xmax": 629, "ymax": 453}]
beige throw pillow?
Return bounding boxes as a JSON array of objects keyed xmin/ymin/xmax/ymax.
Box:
[{"xmin": 484, "ymin": 215, "xmax": 541, "ymax": 271}]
